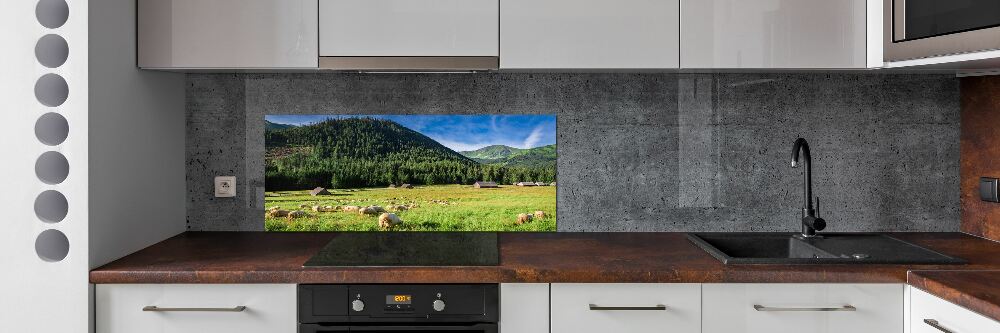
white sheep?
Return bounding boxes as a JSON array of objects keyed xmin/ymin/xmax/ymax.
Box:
[
  {"xmin": 359, "ymin": 205, "xmax": 385, "ymax": 215},
  {"xmin": 378, "ymin": 213, "xmax": 402, "ymax": 229}
]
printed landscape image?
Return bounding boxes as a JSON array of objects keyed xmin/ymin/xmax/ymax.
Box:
[{"xmin": 264, "ymin": 115, "xmax": 557, "ymax": 231}]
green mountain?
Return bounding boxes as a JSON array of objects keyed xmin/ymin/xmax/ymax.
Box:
[
  {"xmin": 265, "ymin": 120, "xmax": 296, "ymax": 131},
  {"xmin": 264, "ymin": 118, "xmax": 555, "ymax": 190},
  {"xmin": 460, "ymin": 145, "xmax": 526, "ymax": 160},
  {"xmin": 462, "ymin": 144, "xmax": 557, "ymax": 168},
  {"xmin": 267, "ymin": 118, "xmax": 473, "ymax": 163}
]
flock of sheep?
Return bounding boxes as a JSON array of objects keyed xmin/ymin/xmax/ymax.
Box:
[
  {"xmin": 266, "ymin": 203, "xmax": 412, "ymax": 229},
  {"xmin": 265, "ymin": 201, "xmax": 548, "ymax": 229}
]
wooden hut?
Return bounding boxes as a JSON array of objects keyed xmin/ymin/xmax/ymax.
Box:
[
  {"xmin": 474, "ymin": 181, "xmax": 498, "ymax": 188},
  {"xmin": 309, "ymin": 187, "xmax": 332, "ymax": 196},
  {"xmin": 400, "ymin": 184, "xmax": 414, "ymax": 189},
  {"xmin": 516, "ymin": 182, "xmax": 537, "ymax": 187}
]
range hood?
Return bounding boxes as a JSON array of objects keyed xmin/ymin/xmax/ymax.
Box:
[{"xmin": 318, "ymin": 56, "xmax": 499, "ymax": 72}]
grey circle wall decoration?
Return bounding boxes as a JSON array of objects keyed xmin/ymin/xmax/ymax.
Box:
[
  {"xmin": 35, "ymin": 34, "xmax": 69, "ymax": 68},
  {"xmin": 35, "ymin": 112, "xmax": 69, "ymax": 145},
  {"xmin": 36, "ymin": 0, "xmax": 69, "ymax": 29},
  {"xmin": 35, "ymin": 229, "xmax": 70, "ymax": 262},
  {"xmin": 34, "ymin": 0, "xmax": 73, "ymax": 265},
  {"xmin": 35, "ymin": 151, "xmax": 70, "ymax": 184},
  {"xmin": 34, "ymin": 190, "xmax": 69, "ymax": 223},
  {"xmin": 34, "ymin": 73, "xmax": 69, "ymax": 107}
]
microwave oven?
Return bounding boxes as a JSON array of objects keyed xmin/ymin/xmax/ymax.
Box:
[{"xmin": 885, "ymin": 0, "xmax": 1000, "ymax": 62}]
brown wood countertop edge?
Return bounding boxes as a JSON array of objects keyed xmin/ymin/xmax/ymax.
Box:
[
  {"xmin": 907, "ymin": 270, "xmax": 1000, "ymax": 323},
  {"xmin": 88, "ymin": 232, "xmax": 1000, "ymax": 285}
]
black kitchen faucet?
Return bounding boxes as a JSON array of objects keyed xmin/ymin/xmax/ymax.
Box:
[{"xmin": 791, "ymin": 138, "xmax": 826, "ymax": 237}]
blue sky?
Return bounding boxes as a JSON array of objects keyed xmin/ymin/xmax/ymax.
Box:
[{"xmin": 265, "ymin": 114, "xmax": 556, "ymax": 152}]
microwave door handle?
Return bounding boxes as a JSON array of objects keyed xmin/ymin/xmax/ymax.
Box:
[{"xmin": 893, "ymin": 0, "xmax": 906, "ymax": 41}]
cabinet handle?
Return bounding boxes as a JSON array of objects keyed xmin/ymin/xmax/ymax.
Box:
[
  {"xmin": 753, "ymin": 305, "xmax": 856, "ymax": 312},
  {"xmin": 588, "ymin": 304, "xmax": 667, "ymax": 311},
  {"xmin": 923, "ymin": 319, "xmax": 954, "ymax": 333},
  {"xmin": 142, "ymin": 306, "xmax": 247, "ymax": 312}
]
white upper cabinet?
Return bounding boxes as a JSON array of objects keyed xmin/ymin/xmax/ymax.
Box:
[
  {"xmin": 681, "ymin": 0, "xmax": 877, "ymax": 69},
  {"xmin": 138, "ymin": 0, "xmax": 318, "ymax": 69},
  {"xmin": 319, "ymin": 0, "xmax": 499, "ymax": 57},
  {"xmin": 500, "ymin": 0, "xmax": 680, "ymax": 69},
  {"xmin": 133, "ymin": 0, "xmax": 883, "ymax": 70}
]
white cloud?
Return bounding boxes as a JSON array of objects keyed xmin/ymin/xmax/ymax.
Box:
[{"xmin": 522, "ymin": 125, "xmax": 545, "ymax": 149}]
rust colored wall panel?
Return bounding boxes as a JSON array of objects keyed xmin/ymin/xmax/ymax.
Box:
[{"xmin": 961, "ymin": 76, "xmax": 1000, "ymax": 241}]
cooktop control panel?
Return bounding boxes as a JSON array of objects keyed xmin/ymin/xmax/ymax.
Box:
[{"xmin": 299, "ymin": 284, "xmax": 498, "ymax": 323}]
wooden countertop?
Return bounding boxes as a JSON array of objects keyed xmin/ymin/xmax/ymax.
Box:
[
  {"xmin": 908, "ymin": 270, "xmax": 1000, "ymax": 322},
  {"xmin": 90, "ymin": 232, "xmax": 1000, "ymax": 284}
]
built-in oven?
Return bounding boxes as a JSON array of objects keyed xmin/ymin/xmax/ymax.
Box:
[
  {"xmin": 299, "ymin": 284, "xmax": 498, "ymax": 333},
  {"xmin": 885, "ymin": 0, "xmax": 1000, "ymax": 61}
]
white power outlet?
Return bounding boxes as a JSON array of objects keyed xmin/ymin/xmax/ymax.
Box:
[{"xmin": 215, "ymin": 176, "xmax": 236, "ymax": 198}]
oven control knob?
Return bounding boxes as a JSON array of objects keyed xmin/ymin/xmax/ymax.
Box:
[
  {"xmin": 351, "ymin": 299, "xmax": 365, "ymax": 312},
  {"xmin": 432, "ymin": 299, "xmax": 446, "ymax": 312}
]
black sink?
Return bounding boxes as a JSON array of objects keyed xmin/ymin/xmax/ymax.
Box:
[{"xmin": 687, "ymin": 233, "xmax": 965, "ymax": 265}]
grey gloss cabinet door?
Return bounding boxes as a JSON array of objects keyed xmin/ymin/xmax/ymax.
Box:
[
  {"xmin": 138, "ymin": 0, "xmax": 318, "ymax": 69},
  {"xmin": 680, "ymin": 0, "xmax": 874, "ymax": 69},
  {"xmin": 501, "ymin": 0, "xmax": 680, "ymax": 69}
]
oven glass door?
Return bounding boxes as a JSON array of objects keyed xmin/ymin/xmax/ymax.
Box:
[{"xmin": 898, "ymin": 0, "xmax": 1000, "ymax": 41}]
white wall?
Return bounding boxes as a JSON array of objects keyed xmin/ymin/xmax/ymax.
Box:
[
  {"xmin": 1, "ymin": 0, "xmax": 185, "ymax": 331},
  {"xmin": 88, "ymin": 0, "xmax": 187, "ymax": 270},
  {"xmin": 0, "ymin": 0, "xmax": 90, "ymax": 331}
]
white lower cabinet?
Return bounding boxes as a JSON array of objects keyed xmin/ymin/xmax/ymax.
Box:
[
  {"xmin": 500, "ymin": 283, "xmax": 549, "ymax": 333},
  {"xmin": 95, "ymin": 284, "xmax": 296, "ymax": 333},
  {"xmin": 96, "ymin": 283, "xmax": 1000, "ymax": 333},
  {"xmin": 551, "ymin": 283, "xmax": 701, "ymax": 333},
  {"xmin": 702, "ymin": 283, "xmax": 904, "ymax": 333},
  {"xmin": 910, "ymin": 287, "xmax": 1000, "ymax": 333}
]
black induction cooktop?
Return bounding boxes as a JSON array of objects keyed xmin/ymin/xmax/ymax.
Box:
[{"xmin": 303, "ymin": 232, "xmax": 499, "ymax": 267}]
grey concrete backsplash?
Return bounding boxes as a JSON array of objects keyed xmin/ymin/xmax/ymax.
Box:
[{"xmin": 186, "ymin": 73, "xmax": 960, "ymax": 232}]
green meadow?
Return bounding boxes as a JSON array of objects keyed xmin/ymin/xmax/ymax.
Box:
[{"xmin": 264, "ymin": 184, "xmax": 556, "ymax": 232}]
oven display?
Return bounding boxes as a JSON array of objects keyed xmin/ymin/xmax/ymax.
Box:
[{"xmin": 386, "ymin": 295, "xmax": 412, "ymax": 305}]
